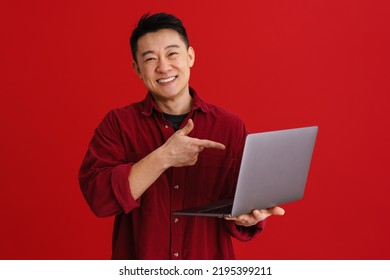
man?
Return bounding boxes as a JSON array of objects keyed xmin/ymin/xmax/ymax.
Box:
[{"xmin": 79, "ymin": 12, "xmax": 284, "ymax": 260}]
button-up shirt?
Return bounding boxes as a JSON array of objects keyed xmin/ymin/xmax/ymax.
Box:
[{"xmin": 79, "ymin": 88, "xmax": 264, "ymax": 259}]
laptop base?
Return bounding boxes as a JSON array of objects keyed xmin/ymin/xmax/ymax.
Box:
[{"xmin": 173, "ymin": 199, "xmax": 233, "ymax": 218}]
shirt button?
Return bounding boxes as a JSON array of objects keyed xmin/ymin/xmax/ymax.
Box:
[
  {"xmin": 164, "ymin": 125, "xmax": 169, "ymax": 128},
  {"xmin": 174, "ymin": 218, "xmax": 179, "ymax": 223},
  {"xmin": 173, "ymin": 252, "xmax": 179, "ymax": 258},
  {"xmin": 173, "ymin": 185, "xmax": 179, "ymax": 190}
]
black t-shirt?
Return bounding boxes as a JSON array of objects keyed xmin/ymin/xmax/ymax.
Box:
[{"xmin": 163, "ymin": 113, "xmax": 188, "ymax": 131}]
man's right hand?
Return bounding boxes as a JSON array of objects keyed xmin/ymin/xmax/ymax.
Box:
[{"xmin": 160, "ymin": 119, "xmax": 225, "ymax": 168}]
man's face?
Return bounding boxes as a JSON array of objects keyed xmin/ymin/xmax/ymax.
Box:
[{"xmin": 132, "ymin": 28, "xmax": 195, "ymax": 102}]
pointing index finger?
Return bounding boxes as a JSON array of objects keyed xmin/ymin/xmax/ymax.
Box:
[{"xmin": 195, "ymin": 139, "xmax": 225, "ymax": 150}]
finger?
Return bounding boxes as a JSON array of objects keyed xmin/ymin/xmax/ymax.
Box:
[
  {"xmin": 226, "ymin": 207, "xmax": 285, "ymax": 225},
  {"xmin": 269, "ymin": 206, "xmax": 285, "ymax": 216},
  {"xmin": 177, "ymin": 119, "xmax": 194, "ymax": 136},
  {"xmin": 224, "ymin": 216, "xmax": 245, "ymax": 224},
  {"xmin": 224, "ymin": 216, "xmax": 241, "ymax": 222},
  {"xmin": 225, "ymin": 212, "xmax": 254, "ymax": 221},
  {"xmin": 225, "ymin": 214, "xmax": 257, "ymax": 227},
  {"xmin": 195, "ymin": 139, "xmax": 225, "ymax": 150},
  {"xmin": 252, "ymin": 209, "xmax": 264, "ymax": 220}
]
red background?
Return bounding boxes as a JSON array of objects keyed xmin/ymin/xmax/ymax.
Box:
[{"xmin": 1, "ymin": 0, "xmax": 389, "ymax": 259}]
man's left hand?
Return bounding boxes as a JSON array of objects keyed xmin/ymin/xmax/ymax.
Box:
[{"xmin": 225, "ymin": 206, "xmax": 285, "ymax": 227}]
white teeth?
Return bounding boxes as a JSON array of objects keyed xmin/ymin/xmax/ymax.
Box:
[{"xmin": 158, "ymin": 76, "xmax": 176, "ymax": 83}]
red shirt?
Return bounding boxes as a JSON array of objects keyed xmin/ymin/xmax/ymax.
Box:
[{"xmin": 79, "ymin": 88, "xmax": 264, "ymax": 259}]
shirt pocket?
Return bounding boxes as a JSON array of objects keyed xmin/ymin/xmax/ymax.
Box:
[{"xmin": 199, "ymin": 154, "xmax": 235, "ymax": 201}]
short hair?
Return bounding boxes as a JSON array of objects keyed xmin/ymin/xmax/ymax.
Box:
[{"xmin": 130, "ymin": 13, "xmax": 190, "ymax": 62}]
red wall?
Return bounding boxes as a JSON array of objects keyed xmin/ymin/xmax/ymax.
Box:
[{"xmin": 1, "ymin": 0, "xmax": 389, "ymax": 259}]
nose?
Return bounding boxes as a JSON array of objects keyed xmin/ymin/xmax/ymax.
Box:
[{"xmin": 156, "ymin": 57, "xmax": 172, "ymax": 73}]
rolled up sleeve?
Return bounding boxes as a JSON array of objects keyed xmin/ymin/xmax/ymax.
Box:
[
  {"xmin": 111, "ymin": 163, "xmax": 140, "ymax": 214},
  {"xmin": 225, "ymin": 220, "xmax": 266, "ymax": 242},
  {"xmin": 78, "ymin": 111, "xmax": 140, "ymax": 217}
]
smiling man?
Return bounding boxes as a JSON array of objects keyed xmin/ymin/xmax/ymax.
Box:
[
  {"xmin": 132, "ymin": 28, "xmax": 194, "ymax": 114},
  {"xmin": 79, "ymin": 12, "xmax": 284, "ymax": 260}
]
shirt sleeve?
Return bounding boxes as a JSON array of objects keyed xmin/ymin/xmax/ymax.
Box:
[
  {"xmin": 78, "ymin": 111, "xmax": 140, "ymax": 217},
  {"xmin": 225, "ymin": 220, "xmax": 266, "ymax": 242}
]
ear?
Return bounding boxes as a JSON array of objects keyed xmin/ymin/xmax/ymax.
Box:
[
  {"xmin": 188, "ymin": 46, "xmax": 195, "ymax": 68},
  {"xmin": 132, "ymin": 61, "xmax": 143, "ymax": 79}
]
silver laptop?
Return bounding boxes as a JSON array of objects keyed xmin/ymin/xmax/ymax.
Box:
[{"xmin": 173, "ymin": 126, "xmax": 318, "ymax": 218}]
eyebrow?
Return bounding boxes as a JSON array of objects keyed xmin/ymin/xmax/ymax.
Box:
[{"xmin": 141, "ymin": 44, "xmax": 181, "ymax": 57}]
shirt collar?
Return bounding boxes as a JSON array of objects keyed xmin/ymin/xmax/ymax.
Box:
[{"xmin": 141, "ymin": 87, "xmax": 211, "ymax": 116}]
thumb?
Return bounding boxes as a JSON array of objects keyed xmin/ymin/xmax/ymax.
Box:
[
  {"xmin": 178, "ymin": 119, "xmax": 194, "ymax": 136},
  {"xmin": 270, "ymin": 206, "xmax": 285, "ymax": 216}
]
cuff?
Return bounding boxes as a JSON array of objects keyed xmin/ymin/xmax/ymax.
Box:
[
  {"xmin": 225, "ymin": 220, "xmax": 266, "ymax": 242},
  {"xmin": 111, "ymin": 163, "xmax": 140, "ymax": 213}
]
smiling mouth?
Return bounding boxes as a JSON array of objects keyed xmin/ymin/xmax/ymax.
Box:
[{"xmin": 157, "ymin": 76, "xmax": 177, "ymax": 84}]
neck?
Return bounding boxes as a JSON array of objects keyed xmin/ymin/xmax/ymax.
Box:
[{"xmin": 155, "ymin": 91, "xmax": 193, "ymax": 115}]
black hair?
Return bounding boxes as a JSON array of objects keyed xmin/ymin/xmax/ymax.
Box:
[{"xmin": 130, "ymin": 13, "xmax": 190, "ymax": 62}]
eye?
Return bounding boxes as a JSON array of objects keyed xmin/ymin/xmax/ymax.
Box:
[
  {"xmin": 168, "ymin": 52, "xmax": 179, "ymax": 58},
  {"xmin": 144, "ymin": 57, "xmax": 156, "ymax": 62}
]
